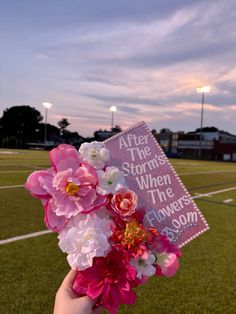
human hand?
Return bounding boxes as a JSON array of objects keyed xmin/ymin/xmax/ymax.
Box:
[{"xmin": 54, "ymin": 270, "xmax": 103, "ymax": 314}]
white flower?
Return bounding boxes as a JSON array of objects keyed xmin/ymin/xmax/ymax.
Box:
[
  {"xmin": 96, "ymin": 166, "xmax": 125, "ymax": 195},
  {"xmin": 130, "ymin": 253, "xmax": 156, "ymax": 279},
  {"xmin": 58, "ymin": 212, "xmax": 112, "ymax": 271},
  {"xmin": 79, "ymin": 141, "xmax": 110, "ymax": 169}
]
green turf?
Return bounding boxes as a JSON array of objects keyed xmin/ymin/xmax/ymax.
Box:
[
  {"xmin": 0, "ymin": 150, "xmax": 236, "ymax": 313},
  {"xmin": 0, "ymin": 200, "xmax": 235, "ymax": 314},
  {"xmin": 0, "ymin": 189, "xmax": 45, "ymax": 239},
  {"xmin": 0, "ymin": 172, "xmax": 32, "ymax": 186},
  {"xmin": 0, "ymin": 148, "xmax": 50, "ymax": 169},
  {"xmin": 180, "ymin": 172, "xmax": 236, "ymax": 194}
]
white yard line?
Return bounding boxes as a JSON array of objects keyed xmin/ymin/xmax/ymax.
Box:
[
  {"xmin": 223, "ymin": 199, "xmax": 234, "ymax": 203},
  {"xmin": 194, "ymin": 192, "xmax": 212, "ymax": 198},
  {"xmin": 179, "ymin": 170, "xmax": 236, "ymax": 176},
  {"xmin": 0, "ymin": 184, "xmax": 24, "ymax": 189},
  {"xmin": 192, "ymin": 186, "xmax": 236, "ymax": 199},
  {"xmin": 1, "ymin": 185, "xmax": 236, "ymax": 246},
  {"xmin": 0, "ymin": 230, "xmax": 52, "ymax": 245}
]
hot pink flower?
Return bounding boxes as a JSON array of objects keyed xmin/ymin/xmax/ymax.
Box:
[
  {"xmin": 73, "ymin": 247, "xmax": 137, "ymax": 314},
  {"xmin": 111, "ymin": 188, "xmax": 138, "ymax": 217}
]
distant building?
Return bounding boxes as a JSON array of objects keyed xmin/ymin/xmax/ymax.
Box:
[{"xmin": 154, "ymin": 128, "xmax": 236, "ymax": 161}]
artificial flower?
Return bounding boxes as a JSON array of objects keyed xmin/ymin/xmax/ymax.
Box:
[
  {"xmin": 130, "ymin": 253, "xmax": 156, "ymax": 279},
  {"xmin": 111, "ymin": 188, "xmax": 138, "ymax": 217},
  {"xmin": 79, "ymin": 141, "xmax": 110, "ymax": 169},
  {"xmin": 73, "ymin": 247, "xmax": 137, "ymax": 314},
  {"xmin": 148, "ymin": 234, "xmax": 181, "ymax": 277},
  {"xmin": 155, "ymin": 252, "xmax": 179, "ymax": 277},
  {"xmin": 25, "ymin": 169, "xmax": 54, "ymax": 200},
  {"xmin": 96, "ymin": 166, "xmax": 125, "ymax": 195},
  {"xmin": 58, "ymin": 212, "xmax": 112, "ymax": 270},
  {"xmin": 25, "ymin": 145, "xmax": 107, "ymax": 230},
  {"xmin": 25, "ymin": 140, "xmax": 182, "ymax": 314},
  {"xmin": 44, "ymin": 200, "xmax": 68, "ymax": 231},
  {"xmin": 47, "ymin": 162, "xmax": 107, "ymax": 218},
  {"xmin": 50, "ymin": 144, "xmax": 82, "ymax": 173},
  {"xmin": 111, "ymin": 218, "xmax": 150, "ymax": 257}
]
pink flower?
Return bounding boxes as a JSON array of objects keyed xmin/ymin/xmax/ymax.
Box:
[
  {"xmin": 44, "ymin": 200, "xmax": 68, "ymax": 232},
  {"xmin": 25, "ymin": 169, "xmax": 54, "ymax": 200},
  {"xmin": 73, "ymin": 247, "xmax": 137, "ymax": 314},
  {"xmin": 148, "ymin": 234, "xmax": 181, "ymax": 277},
  {"xmin": 111, "ymin": 188, "xmax": 138, "ymax": 217},
  {"xmin": 47, "ymin": 162, "xmax": 107, "ymax": 218},
  {"xmin": 50, "ymin": 144, "xmax": 81, "ymax": 173},
  {"xmin": 25, "ymin": 144, "xmax": 107, "ymax": 231},
  {"xmin": 155, "ymin": 252, "xmax": 179, "ymax": 277}
]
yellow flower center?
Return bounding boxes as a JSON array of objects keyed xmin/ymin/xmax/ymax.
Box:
[
  {"xmin": 66, "ymin": 182, "xmax": 79, "ymax": 196},
  {"xmin": 121, "ymin": 218, "xmax": 149, "ymax": 247}
]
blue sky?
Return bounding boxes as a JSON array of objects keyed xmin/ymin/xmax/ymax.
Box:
[{"xmin": 1, "ymin": 0, "xmax": 236, "ymax": 136}]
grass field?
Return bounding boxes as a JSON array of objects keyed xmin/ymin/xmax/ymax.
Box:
[{"xmin": 0, "ymin": 148, "xmax": 236, "ymax": 314}]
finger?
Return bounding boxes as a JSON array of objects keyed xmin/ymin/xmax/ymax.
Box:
[{"xmin": 60, "ymin": 269, "xmax": 78, "ymax": 289}]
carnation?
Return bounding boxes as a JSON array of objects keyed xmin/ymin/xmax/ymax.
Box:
[{"xmin": 58, "ymin": 212, "xmax": 112, "ymax": 270}]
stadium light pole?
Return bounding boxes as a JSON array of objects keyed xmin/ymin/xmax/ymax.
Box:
[
  {"xmin": 42, "ymin": 102, "xmax": 52, "ymax": 144},
  {"xmin": 196, "ymin": 86, "xmax": 211, "ymax": 157},
  {"xmin": 110, "ymin": 106, "xmax": 117, "ymax": 129}
]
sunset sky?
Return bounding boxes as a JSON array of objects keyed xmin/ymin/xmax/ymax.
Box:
[{"xmin": 1, "ymin": 0, "xmax": 236, "ymax": 136}]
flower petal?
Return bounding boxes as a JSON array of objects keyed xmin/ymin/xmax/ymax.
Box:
[
  {"xmin": 44, "ymin": 201, "xmax": 67, "ymax": 232},
  {"xmin": 50, "ymin": 144, "xmax": 81, "ymax": 172}
]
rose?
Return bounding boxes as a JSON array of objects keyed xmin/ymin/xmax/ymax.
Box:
[{"xmin": 111, "ymin": 188, "xmax": 138, "ymax": 217}]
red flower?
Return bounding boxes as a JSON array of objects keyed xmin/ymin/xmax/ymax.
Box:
[
  {"xmin": 110, "ymin": 218, "xmax": 150, "ymax": 257},
  {"xmin": 73, "ymin": 247, "xmax": 137, "ymax": 314}
]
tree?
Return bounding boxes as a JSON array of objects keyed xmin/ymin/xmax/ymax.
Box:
[
  {"xmin": 111, "ymin": 125, "xmax": 122, "ymax": 132},
  {"xmin": 58, "ymin": 118, "xmax": 70, "ymax": 135},
  {"xmin": 195, "ymin": 126, "xmax": 218, "ymax": 133},
  {"xmin": 0, "ymin": 105, "xmax": 43, "ymax": 147}
]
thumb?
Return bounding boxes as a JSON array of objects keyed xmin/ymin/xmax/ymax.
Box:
[
  {"xmin": 74, "ymin": 296, "xmax": 97, "ymax": 312},
  {"xmin": 60, "ymin": 269, "xmax": 78, "ymax": 290}
]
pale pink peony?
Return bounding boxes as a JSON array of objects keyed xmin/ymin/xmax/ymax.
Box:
[
  {"xmin": 25, "ymin": 169, "xmax": 54, "ymax": 200},
  {"xmin": 50, "ymin": 144, "xmax": 81, "ymax": 173},
  {"xmin": 111, "ymin": 188, "xmax": 137, "ymax": 217},
  {"xmin": 46, "ymin": 162, "xmax": 107, "ymax": 219},
  {"xmin": 25, "ymin": 144, "xmax": 107, "ymax": 231}
]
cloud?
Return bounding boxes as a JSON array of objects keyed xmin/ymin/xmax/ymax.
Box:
[{"xmin": 1, "ymin": 0, "xmax": 236, "ymax": 136}]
